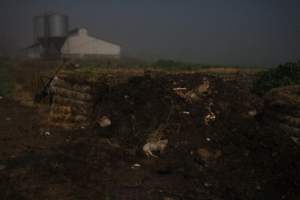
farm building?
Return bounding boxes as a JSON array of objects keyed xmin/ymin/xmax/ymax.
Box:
[
  {"xmin": 61, "ymin": 28, "xmax": 121, "ymax": 59},
  {"xmin": 25, "ymin": 13, "xmax": 121, "ymax": 59}
]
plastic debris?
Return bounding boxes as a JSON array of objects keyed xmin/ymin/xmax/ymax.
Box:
[
  {"xmin": 206, "ymin": 137, "xmax": 211, "ymax": 142},
  {"xmin": 131, "ymin": 163, "xmax": 141, "ymax": 169},
  {"xmin": 5, "ymin": 117, "xmax": 11, "ymax": 121},
  {"xmin": 0, "ymin": 96, "xmax": 3, "ymax": 100}
]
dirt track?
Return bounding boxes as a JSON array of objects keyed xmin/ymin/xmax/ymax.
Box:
[{"xmin": 0, "ymin": 73, "xmax": 299, "ymax": 200}]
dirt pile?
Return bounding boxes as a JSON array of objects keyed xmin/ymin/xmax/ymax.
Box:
[
  {"xmin": 1, "ymin": 72, "xmax": 300, "ymax": 200},
  {"xmin": 94, "ymin": 73, "xmax": 260, "ymax": 149},
  {"xmin": 263, "ymin": 85, "xmax": 300, "ymax": 137},
  {"xmin": 91, "ymin": 73, "xmax": 299, "ymax": 199}
]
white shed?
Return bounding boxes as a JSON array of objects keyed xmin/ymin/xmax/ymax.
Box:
[{"xmin": 61, "ymin": 28, "xmax": 121, "ymax": 58}]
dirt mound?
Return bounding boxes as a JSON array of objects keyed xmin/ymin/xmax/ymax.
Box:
[
  {"xmin": 0, "ymin": 73, "xmax": 299, "ymax": 200},
  {"xmin": 264, "ymin": 85, "xmax": 300, "ymax": 136},
  {"xmin": 94, "ymin": 73, "xmax": 260, "ymax": 148}
]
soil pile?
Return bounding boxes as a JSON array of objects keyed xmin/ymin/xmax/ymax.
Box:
[
  {"xmin": 263, "ymin": 85, "xmax": 300, "ymax": 137},
  {"xmin": 0, "ymin": 73, "xmax": 299, "ymax": 200}
]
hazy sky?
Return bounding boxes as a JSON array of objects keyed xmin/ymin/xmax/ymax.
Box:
[{"xmin": 0, "ymin": 0, "xmax": 299, "ymax": 66}]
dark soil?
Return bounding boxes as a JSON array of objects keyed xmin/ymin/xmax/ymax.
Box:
[{"xmin": 0, "ymin": 73, "xmax": 299, "ymax": 200}]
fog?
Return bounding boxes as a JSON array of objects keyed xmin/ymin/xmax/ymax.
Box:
[{"xmin": 0, "ymin": 0, "xmax": 299, "ymax": 66}]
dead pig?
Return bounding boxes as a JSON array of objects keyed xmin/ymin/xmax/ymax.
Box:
[
  {"xmin": 97, "ymin": 116, "xmax": 112, "ymax": 128},
  {"xmin": 143, "ymin": 139, "xmax": 168, "ymax": 158}
]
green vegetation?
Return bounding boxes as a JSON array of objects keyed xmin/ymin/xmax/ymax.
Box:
[
  {"xmin": 253, "ymin": 61, "xmax": 300, "ymax": 95},
  {"xmin": 0, "ymin": 58, "xmax": 14, "ymax": 96}
]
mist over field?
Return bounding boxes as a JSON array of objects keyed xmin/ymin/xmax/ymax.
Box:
[{"xmin": 0, "ymin": 0, "xmax": 300, "ymax": 66}]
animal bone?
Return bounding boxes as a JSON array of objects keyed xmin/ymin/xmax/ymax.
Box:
[{"xmin": 143, "ymin": 139, "xmax": 168, "ymax": 158}]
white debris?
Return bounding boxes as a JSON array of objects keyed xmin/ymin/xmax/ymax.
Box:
[
  {"xmin": 0, "ymin": 96, "xmax": 3, "ymax": 100},
  {"xmin": 53, "ymin": 76, "xmax": 59, "ymax": 81},
  {"xmin": 40, "ymin": 129, "xmax": 51, "ymax": 136},
  {"xmin": 206, "ymin": 137, "xmax": 211, "ymax": 142},
  {"xmin": 44, "ymin": 131, "xmax": 51, "ymax": 136},
  {"xmin": 97, "ymin": 116, "xmax": 112, "ymax": 128},
  {"xmin": 182, "ymin": 111, "xmax": 190, "ymax": 115},
  {"xmin": 204, "ymin": 112, "xmax": 216, "ymax": 126},
  {"xmin": 131, "ymin": 163, "xmax": 141, "ymax": 169},
  {"xmin": 143, "ymin": 139, "xmax": 168, "ymax": 158},
  {"xmin": 5, "ymin": 117, "xmax": 11, "ymax": 121},
  {"xmin": 173, "ymin": 87, "xmax": 187, "ymax": 91},
  {"xmin": 248, "ymin": 110, "xmax": 257, "ymax": 117}
]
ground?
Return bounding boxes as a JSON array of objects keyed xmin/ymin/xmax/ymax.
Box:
[{"xmin": 0, "ymin": 72, "xmax": 299, "ymax": 200}]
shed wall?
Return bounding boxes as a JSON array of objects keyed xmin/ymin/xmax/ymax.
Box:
[{"xmin": 61, "ymin": 31, "xmax": 121, "ymax": 57}]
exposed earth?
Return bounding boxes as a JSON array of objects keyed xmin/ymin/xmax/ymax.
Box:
[{"xmin": 0, "ymin": 72, "xmax": 299, "ymax": 200}]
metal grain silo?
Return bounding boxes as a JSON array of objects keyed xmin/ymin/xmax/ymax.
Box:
[
  {"xmin": 33, "ymin": 15, "xmax": 47, "ymax": 40},
  {"xmin": 46, "ymin": 14, "xmax": 69, "ymax": 38}
]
